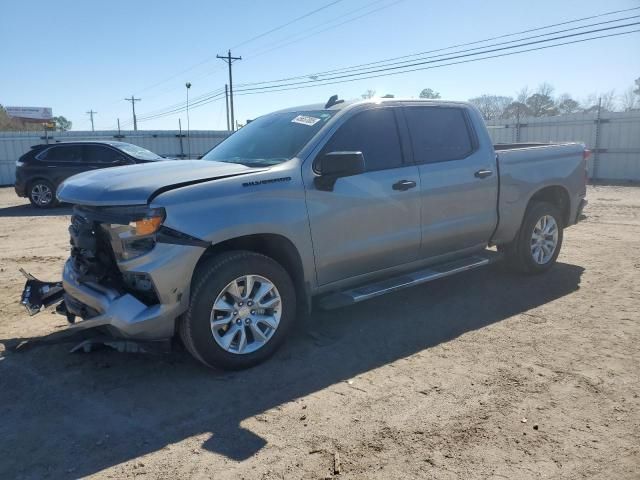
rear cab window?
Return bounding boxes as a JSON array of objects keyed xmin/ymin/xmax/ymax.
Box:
[
  {"xmin": 320, "ymin": 107, "xmax": 404, "ymax": 172},
  {"xmin": 404, "ymin": 106, "xmax": 475, "ymax": 164}
]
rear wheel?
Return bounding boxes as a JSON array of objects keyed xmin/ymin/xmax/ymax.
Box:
[
  {"xmin": 28, "ymin": 180, "xmax": 57, "ymax": 208},
  {"xmin": 502, "ymin": 202, "xmax": 564, "ymax": 274},
  {"xmin": 180, "ymin": 251, "xmax": 296, "ymax": 370}
]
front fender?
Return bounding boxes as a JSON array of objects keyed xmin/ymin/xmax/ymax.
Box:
[{"xmin": 152, "ymin": 165, "xmax": 317, "ymax": 289}]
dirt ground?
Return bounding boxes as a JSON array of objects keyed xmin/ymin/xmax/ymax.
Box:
[{"xmin": 0, "ymin": 185, "xmax": 638, "ymax": 479}]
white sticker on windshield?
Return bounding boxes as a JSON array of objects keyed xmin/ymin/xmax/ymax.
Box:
[{"xmin": 291, "ymin": 115, "xmax": 321, "ymax": 126}]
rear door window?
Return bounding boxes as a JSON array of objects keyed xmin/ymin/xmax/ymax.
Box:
[
  {"xmin": 40, "ymin": 145, "xmax": 84, "ymax": 163},
  {"xmin": 85, "ymin": 145, "xmax": 124, "ymax": 163},
  {"xmin": 404, "ymin": 107, "xmax": 474, "ymax": 163},
  {"xmin": 321, "ymin": 108, "xmax": 403, "ymax": 172}
]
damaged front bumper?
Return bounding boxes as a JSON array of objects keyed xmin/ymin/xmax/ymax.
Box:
[
  {"xmin": 61, "ymin": 257, "xmax": 181, "ymax": 340},
  {"xmin": 20, "ymin": 268, "xmax": 65, "ymax": 316},
  {"xmin": 20, "ymin": 206, "xmax": 208, "ymax": 343},
  {"xmin": 63, "ymin": 240, "xmax": 206, "ymax": 340}
]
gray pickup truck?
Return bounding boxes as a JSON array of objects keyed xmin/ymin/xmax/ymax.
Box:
[{"xmin": 21, "ymin": 97, "xmax": 588, "ymax": 369}]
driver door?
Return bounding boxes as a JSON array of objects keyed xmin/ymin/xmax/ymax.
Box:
[{"xmin": 304, "ymin": 107, "xmax": 421, "ymax": 286}]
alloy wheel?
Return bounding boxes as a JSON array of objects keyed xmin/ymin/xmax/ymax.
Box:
[
  {"xmin": 31, "ymin": 183, "xmax": 53, "ymax": 206},
  {"xmin": 530, "ymin": 215, "xmax": 559, "ymax": 264},
  {"xmin": 209, "ymin": 275, "xmax": 282, "ymax": 355}
]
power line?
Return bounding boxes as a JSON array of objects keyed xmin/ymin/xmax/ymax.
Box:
[
  {"xmin": 157, "ymin": 0, "xmax": 398, "ymax": 95},
  {"xmin": 102, "ymin": 5, "xmax": 639, "ymax": 129},
  {"xmin": 111, "ymin": 0, "xmax": 396, "ymax": 108},
  {"xmin": 237, "ymin": 7, "xmax": 640, "ymax": 86},
  {"xmin": 126, "ymin": 1, "xmax": 348, "ymax": 99},
  {"xmin": 310, "ymin": 5, "xmax": 640, "ymax": 79},
  {"xmin": 134, "ymin": 28, "xmax": 639, "ymax": 126},
  {"xmin": 230, "ymin": 0, "xmax": 345, "ymax": 49},
  {"xmin": 241, "ymin": 0, "xmax": 404, "ymax": 61},
  {"xmin": 135, "ymin": 8, "xmax": 637, "ymax": 122},
  {"xmin": 136, "ymin": 91, "xmax": 227, "ymax": 122},
  {"xmin": 135, "ymin": 87, "xmax": 225, "ymax": 120},
  {"xmin": 126, "ymin": 11, "xmax": 639, "ymax": 126},
  {"xmin": 232, "ymin": 21, "xmax": 640, "ymax": 94},
  {"xmin": 102, "ymin": 0, "xmax": 409, "ymax": 124},
  {"xmin": 232, "ymin": 29, "xmax": 640, "ymax": 97}
]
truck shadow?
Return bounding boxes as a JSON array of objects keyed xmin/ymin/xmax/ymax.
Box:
[{"xmin": 0, "ymin": 262, "xmax": 583, "ymax": 479}]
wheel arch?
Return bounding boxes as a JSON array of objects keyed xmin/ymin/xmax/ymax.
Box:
[
  {"xmin": 192, "ymin": 233, "xmax": 311, "ymax": 315},
  {"xmin": 526, "ymin": 185, "xmax": 571, "ymax": 227},
  {"xmin": 27, "ymin": 176, "xmax": 54, "ymax": 191}
]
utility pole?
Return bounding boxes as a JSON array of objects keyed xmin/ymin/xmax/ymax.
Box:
[
  {"xmin": 86, "ymin": 110, "xmax": 97, "ymax": 132},
  {"xmin": 224, "ymin": 84, "xmax": 230, "ymax": 131},
  {"xmin": 124, "ymin": 95, "xmax": 141, "ymax": 131},
  {"xmin": 185, "ymin": 82, "xmax": 192, "ymax": 159},
  {"xmin": 217, "ymin": 50, "xmax": 241, "ymax": 131}
]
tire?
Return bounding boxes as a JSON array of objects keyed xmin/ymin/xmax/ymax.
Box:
[
  {"xmin": 501, "ymin": 201, "xmax": 564, "ymax": 274},
  {"xmin": 28, "ymin": 179, "xmax": 58, "ymax": 208},
  {"xmin": 180, "ymin": 251, "xmax": 296, "ymax": 370}
]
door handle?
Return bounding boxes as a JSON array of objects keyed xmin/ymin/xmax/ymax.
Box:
[
  {"xmin": 392, "ymin": 180, "xmax": 417, "ymax": 191},
  {"xmin": 474, "ymin": 169, "xmax": 493, "ymax": 179}
]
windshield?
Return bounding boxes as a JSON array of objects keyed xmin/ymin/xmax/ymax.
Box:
[
  {"xmin": 202, "ymin": 110, "xmax": 335, "ymax": 167},
  {"xmin": 116, "ymin": 143, "xmax": 164, "ymax": 161}
]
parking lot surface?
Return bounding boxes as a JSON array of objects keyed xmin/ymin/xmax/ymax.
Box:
[{"xmin": 0, "ymin": 185, "xmax": 638, "ymax": 479}]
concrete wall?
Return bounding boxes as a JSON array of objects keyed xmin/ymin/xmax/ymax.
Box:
[{"xmin": 0, "ymin": 130, "xmax": 230, "ymax": 185}]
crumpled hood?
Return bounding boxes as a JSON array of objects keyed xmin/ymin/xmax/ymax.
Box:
[{"xmin": 57, "ymin": 160, "xmax": 260, "ymax": 206}]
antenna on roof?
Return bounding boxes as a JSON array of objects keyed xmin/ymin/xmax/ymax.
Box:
[{"xmin": 325, "ymin": 94, "xmax": 344, "ymax": 109}]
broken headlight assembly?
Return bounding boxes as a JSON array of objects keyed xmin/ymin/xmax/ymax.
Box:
[{"xmin": 101, "ymin": 207, "xmax": 166, "ymax": 261}]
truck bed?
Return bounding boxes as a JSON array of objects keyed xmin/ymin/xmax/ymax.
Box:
[{"xmin": 491, "ymin": 141, "xmax": 586, "ymax": 245}]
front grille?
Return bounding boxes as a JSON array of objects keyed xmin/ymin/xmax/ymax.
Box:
[
  {"xmin": 69, "ymin": 211, "xmax": 121, "ymax": 288},
  {"xmin": 68, "ymin": 208, "xmax": 159, "ymax": 306}
]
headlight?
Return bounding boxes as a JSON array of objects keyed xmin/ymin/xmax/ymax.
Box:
[
  {"xmin": 15, "ymin": 160, "xmax": 25, "ymax": 167},
  {"xmin": 102, "ymin": 207, "xmax": 165, "ymax": 260}
]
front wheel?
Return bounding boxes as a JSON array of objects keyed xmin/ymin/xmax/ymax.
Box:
[
  {"xmin": 180, "ymin": 251, "xmax": 296, "ymax": 370},
  {"xmin": 501, "ymin": 202, "xmax": 564, "ymax": 274},
  {"xmin": 28, "ymin": 180, "xmax": 58, "ymax": 208}
]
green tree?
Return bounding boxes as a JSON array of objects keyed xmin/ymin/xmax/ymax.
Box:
[
  {"xmin": 556, "ymin": 94, "xmax": 581, "ymax": 115},
  {"xmin": 54, "ymin": 116, "xmax": 72, "ymax": 131},
  {"xmin": 522, "ymin": 83, "xmax": 558, "ymax": 117},
  {"xmin": 419, "ymin": 88, "xmax": 440, "ymax": 99},
  {"xmin": 526, "ymin": 93, "xmax": 558, "ymax": 116}
]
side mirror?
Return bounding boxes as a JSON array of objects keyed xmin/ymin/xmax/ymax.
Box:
[{"xmin": 314, "ymin": 151, "xmax": 365, "ymax": 191}]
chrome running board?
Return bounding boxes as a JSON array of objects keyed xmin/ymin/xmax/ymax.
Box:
[{"xmin": 318, "ymin": 251, "xmax": 501, "ymax": 310}]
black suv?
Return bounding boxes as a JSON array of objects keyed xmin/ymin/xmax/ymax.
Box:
[{"xmin": 15, "ymin": 141, "xmax": 168, "ymax": 208}]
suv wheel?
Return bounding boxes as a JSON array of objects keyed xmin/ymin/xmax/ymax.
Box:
[
  {"xmin": 180, "ymin": 251, "xmax": 296, "ymax": 370},
  {"xmin": 502, "ymin": 201, "xmax": 564, "ymax": 274},
  {"xmin": 29, "ymin": 180, "xmax": 57, "ymax": 208}
]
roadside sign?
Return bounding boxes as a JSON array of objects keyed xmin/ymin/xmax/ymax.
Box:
[{"xmin": 5, "ymin": 106, "xmax": 53, "ymax": 121}]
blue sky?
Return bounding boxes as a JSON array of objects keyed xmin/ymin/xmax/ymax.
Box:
[{"xmin": 2, "ymin": 0, "xmax": 639, "ymax": 131}]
